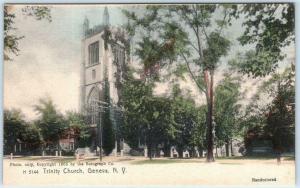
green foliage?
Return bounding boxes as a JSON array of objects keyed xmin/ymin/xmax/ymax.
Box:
[
  {"xmin": 4, "ymin": 5, "xmax": 51, "ymax": 61},
  {"xmin": 264, "ymin": 65, "xmax": 295, "ymax": 151},
  {"xmin": 121, "ymin": 78, "xmax": 153, "ymax": 149},
  {"xmin": 144, "ymin": 97, "xmax": 176, "ymax": 145},
  {"xmin": 231, "ymin": 4, "xmax": 294, "ymax": 77},
  {"xmin": 102, "ymin": 73, "xmax": 115, "ymax": 155},
  {"xmin": 214, "ymin": 75, "xmax": 241, "ymax": 146},
  {"xmin": 4, "ymin": 109, "xmax": 42, "ymax": 154},
  {"xmin": 4, "ymin": 106, "xmax": 91, "ymax": 154},
  {"xmin": 159, "ymin": 21, "xmax": 190, "ymax": 63},
  {"xmin": 266, "ymin": 86, "xmax": 294, "ymax": 151},
  {"xmin": 34, "ymin": 97, "xmax": 67, "ymax": 146},
  {"xmin": 171, "ymin": 90, "xmax": 206, "ymax": 155},
  {"xmin": 171, "ymin": 4, "xmax": 231, "ymax": 68},
  {"xmin": 4, "ymin": 109, "xmax": 26, "ymax": 144},
  {"xmin": 124, "ymin": 4, "xmax": 232, "ymax": 86},
  {"xmin": 203, "ymin": 32, "xmax": 231, "ymax": 70},
  {"xmin": 122, "ymin": 77, "xmax": 178, "ymax": 158},
  {"xmin": 4, "ymin": 6, "xmax": 24, "ymax": 61},
  {"xmin": 172, "ymin": 5, "xmax": 216, "ymax": 28},
  {"xmin": 21, "ymin": 6, "xmax": 52, "ymax": 22},
  {"xmin": 135, "ymin": 37, "xmax": 161, "ymax": 70},
  {"xmin": 122, "ymin": 76, "xmax": 207, "ymax": 158},
  {"xmin": 258, "ymin": 64, "xmax": 295, "ymax": 96},
  {"xmin": 65, "ymin": 111, "xmax": 91, "ymax": 148},
  {"xmin": 190, "ymin": 105, "xmax": 207, "ymax": 152},
  {"xmin": 124, "ymin": 6, "xmax": 191, "ymax": 80},
  {"xmin": 230, "ymin": 50, "xmax": 283, "ymax": 77},
  {"xmin": 21, "ymin": 123, "xmax": 42, "ymax": 147},
  {"xmin": 124, "ymin": 5, "xmax": 233, "ymax": 161},
  {"xmin": 237, "ymin": 4, "xmax": 294, "ymax": 48},
  {"xmin": 241, "ymin": 65, "xmax": 295, "ymax": 152}
]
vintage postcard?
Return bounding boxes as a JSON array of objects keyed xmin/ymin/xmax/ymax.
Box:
[{"xmin": 3, "ymin": 3, "xmax": 295, "ymax": 186}]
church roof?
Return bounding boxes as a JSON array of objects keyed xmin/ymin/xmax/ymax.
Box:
[{"xmin": 84, "ymin": 24, "xmax": 106, "ymax": 38}]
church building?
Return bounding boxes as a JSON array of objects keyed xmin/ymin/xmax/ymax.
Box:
[{"xmin": 79, "ymin": 7, "xmax": 129, "ymax": 154}]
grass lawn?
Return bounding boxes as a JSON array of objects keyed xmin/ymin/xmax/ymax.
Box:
[
  {"xmin": 7, "ymin": 154, "xmax": 295, "ymax": 164},
  {"xmin": 131, "ymin": 155, "xmax": 295, "ymax": 165},
  {"xmin": 16, "ymin": 156, "xmax": 76, "ymax": 163},
  {"xmin": 216, "ymin": 155, "xmax": 295, "ymax": 161},
  {"xmin": 131, "ymin": 158, "xmax": 205, "ymax": 165},
  {"xmin": 284, "ymin": 156, "xmax": 295, "ymax": 161},
  {"xmin": 215, "ymin": 155, "xmax": 276, "ymax": 160}
]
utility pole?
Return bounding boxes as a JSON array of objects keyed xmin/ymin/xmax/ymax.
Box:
[
  {"xmin": 92, "ymin": 100, "xmax": 109, "ymax": 161},
  {"xmin": 88, "ymin": 100, "xmax": 123, "ymax": 161},
  {"xmin": 98, "ymin": 110, "xmax": 103, "ymax": 161}
]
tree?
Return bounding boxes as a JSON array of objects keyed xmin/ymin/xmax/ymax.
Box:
[
  {"xmin": 172, "ymin": 98, "xmax": 199, "ymax": 158},
  {"xmin": 263, "ymin": 65, "xmax": 295, "ymax": 152},
  {"xmin": 65, "ymin": 111, "xmax": 91, "ymax": 148},
  {"xmin": 121, "ymin": 78, "xmax": 153, "ymax": 150},
  {"xmin": 4, "ymin": 5, "xmax": 51, "ymax": 61},
  {"xmin": 214, "ymin": 75, "xmax": 241, "ymax": 156},
  {"xmin": 34, "ymin": 97, "xmax": 66, "ymax": 151},
  {"xmin": 229, "ymin": 3, "xmax": 295, "ymax": 77},
  {"xmin": 102, "ymin": 72, "xmax": 115, "ymax": 156},
  {"xmin": 190, "ymin": 105, "xmax": 207, "ymax": 157},
  {"xmin": 4, "ymin": 109, "xmax": 26, "ymax": 152},
  {"xmin": 122, "ymin": 76, "xmax": 177, "ymax": 159},
  {"xmin": 238, "ymin": 100, "xmax": 269, "ymax": 155},
  {"xmin": 266, "ymin": 87, "xmax": 294, "ymax": 152},
  {"xmin": 169, "ymin": 84, "xmax": 206, "ymax": 158},
  {"xmin": 4, "ymin": 6, "xmax": 24, "ymax": 61},
  {"xmin": 240, "ymin": 64, "xmax": 295, "ymax": 154},
  {"xmin": 144, "ymin": 97, "xmax": 175, "ymax": 159},
  {"xmin": 21, "ymin": 123, "xmax": 42, "ymax": 153},
  {"xmin": 124, "ymin": 5, "xmax": 232, "ymax": 161},
  {"xmin": 227, "ymin": 4, "xmax": 295, "ymax": 151},
  {"xmin": 4, "ymin": 109, "xmax": 41, "ymax": 154}
]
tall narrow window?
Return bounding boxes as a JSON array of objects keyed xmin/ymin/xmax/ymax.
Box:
[
  {"xmin": 88, "ymin": 87, "xmax": 100, "ymax": 125},
  {"xmin": 88, "ymin": 41, "xmax": 99, "ymax": 65}
]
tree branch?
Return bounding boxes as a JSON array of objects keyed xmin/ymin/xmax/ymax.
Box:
[
  {"xmin": 189, "ymin": 42, "xmax": 199, "ymax": 52},
  {"xmin": 179, "ymin": 8, "xmax": 203, "ymax": 61},
  {"xmin": 180, "ymin": 52, "xmax": 206, "ymax": 93}
]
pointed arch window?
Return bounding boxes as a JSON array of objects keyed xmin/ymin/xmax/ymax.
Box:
[
  {"xmin": 88, "ymin": 41, "xmax": 99, "ymax": 65},
  {"xmin": 87, "ymin": 87, "xmax": 100, "ymax": 125}
]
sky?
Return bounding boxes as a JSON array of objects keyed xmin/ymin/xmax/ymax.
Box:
[
  {"xmin": 4, "ymin": 5, "xmax": 127, "ymax": 119},
  {"xmin": 4, "ymin": 4, "xmax": 295, "ymax": 120}
]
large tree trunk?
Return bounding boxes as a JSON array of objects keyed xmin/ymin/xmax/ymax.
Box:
[
  {"xmin": 148, "ymin": 143, "xmax": 153, "ymax": 160},
  {"xmin": 225, "ymin": 141, "xmax": 230, "ymax": 157},
  {"xmin": 205, "ymin": 70, "xmax": 215, "ymax": 162},
  {"xmin": 177, "ymin": 147, "xmax": 183, "ymax": 158},
  {"xmin": 147, "ymin": 128, "xmax": 153, "ymax": 160},
  {"xmin": 230, "ymin": 139, "xmax": 234, "ymax": 156},
  {"xmin": 163, "ymin": 144, "xmax": 171, "ymax": 157}
]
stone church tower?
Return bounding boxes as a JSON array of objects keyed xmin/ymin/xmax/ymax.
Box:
[{"xmin": 79, "ymin": 7, "xmax": 129, "ymax": 152}]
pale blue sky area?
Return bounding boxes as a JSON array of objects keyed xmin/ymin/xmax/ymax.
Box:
[{"xmin": 4, "ymin": 5, "xmax": 128, "ymax": 119}]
